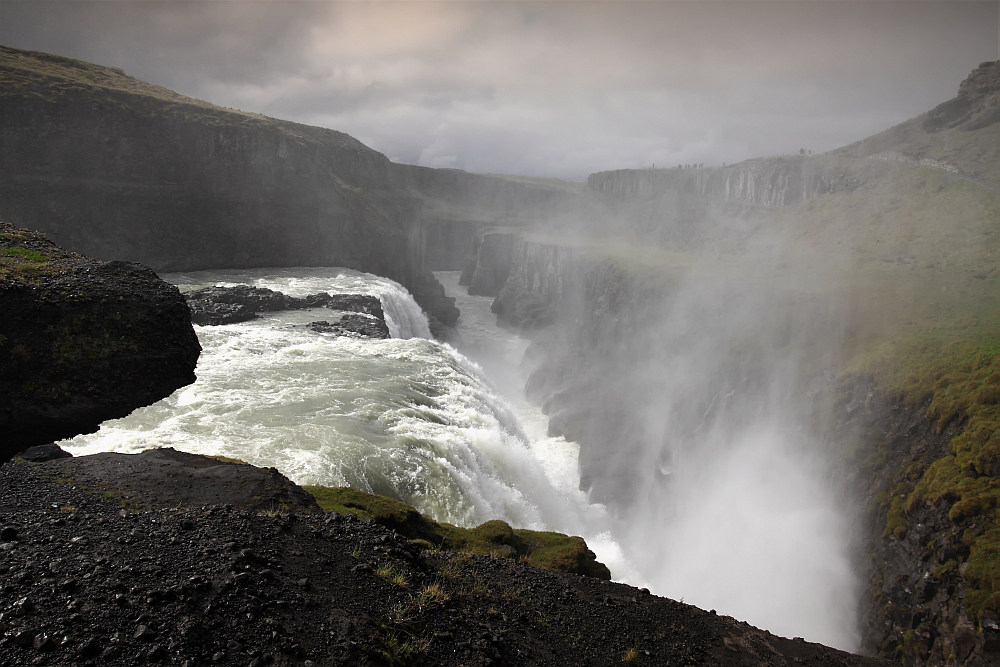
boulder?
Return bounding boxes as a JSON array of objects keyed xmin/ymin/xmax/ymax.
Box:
[
  {"xmin": 184, "ymin": 286, "xmax": 391, "ymax": 337},
  {"xmin": 0, "ymin": 223, "xmax": 201, "ymax": 463}
]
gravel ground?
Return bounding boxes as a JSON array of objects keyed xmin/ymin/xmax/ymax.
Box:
[{"xmin": 0, "ymin": 455, "xmax": 894, "ymax": 667}]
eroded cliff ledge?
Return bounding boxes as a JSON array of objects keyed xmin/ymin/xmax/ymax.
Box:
[{"xmin": 0, "ymin": 223, "xmax": 200, "ymax": 462}]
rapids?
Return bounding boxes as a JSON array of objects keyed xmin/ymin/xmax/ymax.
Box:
[{"xmin": 60, "ymin": 267, "xmax": 624, "ymax": 571}]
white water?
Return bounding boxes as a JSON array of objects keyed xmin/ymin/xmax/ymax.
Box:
[
  {"xmin": 60, "ymin": 267, "xmax": 615, "ymax": 558},
  {"xmin": 58, "ymin": 265, "xmax": 851, "ymax": 647}
]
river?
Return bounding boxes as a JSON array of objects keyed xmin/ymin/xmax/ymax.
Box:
[{"xmin": 60, "ymin": 267, "xmax": 628, "ymax": 574}]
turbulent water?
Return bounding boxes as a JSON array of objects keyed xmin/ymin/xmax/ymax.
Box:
[
  {"xmin": 61, "ymin": 267, "xmax": 621, "ymax": 566},
  {"xmin": 60, "ymin": 265, "xmax": 854, "ymax": 648}
]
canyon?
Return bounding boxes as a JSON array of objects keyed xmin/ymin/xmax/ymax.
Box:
[{"xmin": 2, "ymin": 43, "xmax": 1000, "ymax": 665}]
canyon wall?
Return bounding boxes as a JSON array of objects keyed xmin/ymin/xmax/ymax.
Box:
[
  {"xmin": 0, "ymin": 46, "xmax": 578, "ymax": 326},
  {"xmin": 588, "ymin": 155, "xmax": 876, "ymax": 212}
]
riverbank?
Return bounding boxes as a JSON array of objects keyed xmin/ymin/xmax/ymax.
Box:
[{"xmin": 0, "ymin": 453, "xmax": 893, "ymax": 667}]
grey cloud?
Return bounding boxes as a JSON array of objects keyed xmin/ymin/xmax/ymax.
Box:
[{"xmin": 0, "ymin": 1, "xmax": 995, "ymax": 179}]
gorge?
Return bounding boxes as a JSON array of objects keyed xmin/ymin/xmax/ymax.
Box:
[{"xmin": 2, "ymin": 44, "xmax": 999, "ymax": 667}]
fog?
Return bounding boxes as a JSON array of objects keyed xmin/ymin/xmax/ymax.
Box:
[
  {"xmin": 508, "ymin": 195, "xmax": 863, "ymax": 646},
  {"xmin": 620, "ymin": 257, "xmax": 856, "ymax": 648}
]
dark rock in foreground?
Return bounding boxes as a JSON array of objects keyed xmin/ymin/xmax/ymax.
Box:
[
  {"xmin": 185, "ymin": 285, "xmax": 391, "ymax": 338},
  {"xmin": 17, "ymin": 443, "xmax": 72, "ymax": 463},
  {"xmin": 44, "ymin": 447, "xmax": 320, "ymax": 513},
  {"xmin": 0, "ymin": 223, "xmax": 200, "ymax": 463},
  {"xmin": 0, "ymin": 456, "xmax": 892, "ymax": 667}
]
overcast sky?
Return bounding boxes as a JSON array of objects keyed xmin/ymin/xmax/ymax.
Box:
[{"xmin": 1, "ymin": 1, "xmax": 996, "ymax": 180}]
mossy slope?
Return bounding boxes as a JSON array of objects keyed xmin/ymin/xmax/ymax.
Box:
[{"xmin": 303, "ymin": 485, "xmax": 611, "ymax": 580}]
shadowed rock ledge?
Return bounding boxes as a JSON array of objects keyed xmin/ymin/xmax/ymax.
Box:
[{"xmin": 0, "ymin": 222, "xmax": 200, "ymax": 462}]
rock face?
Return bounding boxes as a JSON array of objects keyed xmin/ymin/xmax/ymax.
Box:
[
  {"xmin": 467, "ymin": 231, "xmax": 517, "ymax": 297},
  {"xmin": 923, "ymin": 60, "xmax": 1000, "ymax": 133},
  {"xmin": 184, "ymin": 285, "xmax": 390, "ymax": 338},
  {"xmin": 492, "ymin": 238, "xmax": 581, "ymax": 330},
  {"xmin": 0, "ymin": 46, "xmax": 582, "ymax": 329},
  {"xmin": 587, "ymin": 156, "xmax": 876, "ymax": 211},
  {"xmin": 0, "ymin": 223, "xmax": 200, "ymax": 462},
  {"xmin": 838, "ymin": 382, "xmax": 982, "ymax": 665}
]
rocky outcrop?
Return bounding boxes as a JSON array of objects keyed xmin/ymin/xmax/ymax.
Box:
[
  {"xmin": 47, "ymin": 447, "xmax": 321, "ymax": 512},
  {"xmin": 0, "ymin": 455, "xmax": 895, "ymax": 667},
  {"xmin": 923, "ymin": 61, "xmax": 1000, "ymax": 133},
  {"xmin": 0, "ymin": 223, "xmax": 200, "ymax": 462},
  {"xmin": 307, "ymin": 315, "xmax": 390, "ymax": 339},
  {"xmin": 467, "ymin": 231, "xmax": 517, "ymax": 297},
  {"xmin": 184, "ymin": 285, "xmax": 389, "ymax": 338}
]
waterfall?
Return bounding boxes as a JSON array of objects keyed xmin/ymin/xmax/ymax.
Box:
[{"xmin": 59, "ymin": 267, "xmax": 599, "ymax": 540}]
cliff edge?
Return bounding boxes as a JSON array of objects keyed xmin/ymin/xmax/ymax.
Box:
[{"xmin": 0, "ymin": 222, "xmax": 200, "ymax": 461}]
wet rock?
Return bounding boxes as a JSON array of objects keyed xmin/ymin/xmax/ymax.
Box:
[
  {"xmin": 31, "ymin": 632, "xmax": 54, "ymax": 652},
  {"xmin": 185, "ymin": 286, "xmax": 391, "ymax": 338},
  {"xmin": 307, "ymin": 315, "xmax": 390, "ymax": 339},
  {"xmin": 13, "ymin": 628, "xmax": 37, "ymax": 648},
  {"xmin": 76, "ymin": 637, "xmax": 101, "ymax": 657}
]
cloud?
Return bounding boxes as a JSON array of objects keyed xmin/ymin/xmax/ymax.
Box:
[{"xmin": 0, "ymin": 0, "xmax": 995, "ymax": 179}]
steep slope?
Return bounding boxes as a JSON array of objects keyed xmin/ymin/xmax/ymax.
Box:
[
  {"xmin": 0, "ymin": 45, "xmax": 586, "ymax": 324},
  {"xmin": 837, "ymin": 60, "xmax": 1000, "ymax": 188}
]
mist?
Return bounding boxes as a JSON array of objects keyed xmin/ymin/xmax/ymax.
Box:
[
  {"xmin": 2, "ymin": 0, "xmax": 996, "ymax": 657},
  {"xmin": 613, "ymin": 254, "xmax": 857, "ymax": 649}
]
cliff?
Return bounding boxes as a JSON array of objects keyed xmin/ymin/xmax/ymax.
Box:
[
  {"xmin": 0, "ymin": 222, "xmax": 200, "ymax": 462},
  {"xmin": 0, "ymin": 45, "xmax": 589, "ymax": 326},
  {"xmin": 0, "ymin": 44, "xmax": 463, "ymax": 326}
]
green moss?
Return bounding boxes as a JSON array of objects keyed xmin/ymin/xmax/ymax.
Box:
[
  {"xmin": 0, "ymin": 247, "xmax": 47, "ymax": 261},
  {"xmin": 884, "ymin": 495, "xmax": 908, "ymax": 539},
  {"xmin": 853, "ymin": 334, "xmax": 1000, "ymax": 622},
  {"xmin": 302, "ymin": 485, "xmax": 610, "ymax": 578}
]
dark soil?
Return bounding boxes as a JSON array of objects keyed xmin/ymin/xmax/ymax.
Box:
[{"xmin": 0, "ymin": 454, "xmax": 894, "ymax": 667}]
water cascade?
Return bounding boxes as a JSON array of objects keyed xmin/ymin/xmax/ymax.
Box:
[{"xmin": 61, "ymin": 268, "xmax": 614, "ymax": 555}]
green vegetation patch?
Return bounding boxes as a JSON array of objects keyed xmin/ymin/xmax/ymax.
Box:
[
  {"xmin": 1, "ymin": 247, "xmax": 48, "ymax": 262},
  {"xmin": 302, "ymin": 486, "xmax": 610, "ymax": 578},
  {"xmin": 849, "ymin": 333, "xmax": 1000, "ymax": 621}
]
